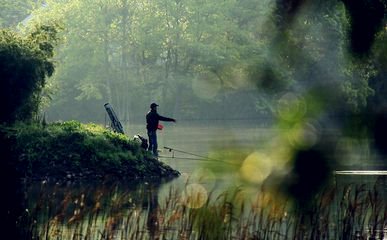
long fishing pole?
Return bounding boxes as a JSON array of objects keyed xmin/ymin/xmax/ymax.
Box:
[
  {"xmin": 162, "ymin": 146, "xmax": 239, "ymax": 165},
  {"xmin": 158, "ymin": 156, "xmax": 218, "ymax": 161},
  {"xmin": 164, "ymin": 146, "xmax": 219, "ymax": 161}
]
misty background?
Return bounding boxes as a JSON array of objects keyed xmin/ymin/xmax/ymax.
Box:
[
  {"xmin": 2, "ymin": 0, "xmax": 387, "ymax": 169},
  {"xmin": 0, "ymin": 1, "xmax": 373, "ymax": 121}
]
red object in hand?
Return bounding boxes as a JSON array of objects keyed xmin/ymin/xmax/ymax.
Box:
[{"xmin": 157, "ymin": 124, "xmax": 164, "ymax": 130}]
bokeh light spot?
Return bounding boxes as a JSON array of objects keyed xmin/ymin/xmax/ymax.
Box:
[
  {"xmin": 240, "ymin": 152, "xmax": 272, "ymax": 184},
  {"xmin": 181, "ymin": 183, "xmax": 208, "ymax": 209}
]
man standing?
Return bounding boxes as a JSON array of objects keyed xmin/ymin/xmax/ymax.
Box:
[{"xmin": 146, "ymin": 102, "xmax": 176, "ymax": 157}]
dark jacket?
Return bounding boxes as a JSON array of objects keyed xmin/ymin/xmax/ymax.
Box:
[{"xmin": 146, "ymin": 109, "xmax": 175, "ymax": 131}]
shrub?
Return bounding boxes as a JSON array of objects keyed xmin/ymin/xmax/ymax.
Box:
[
  {"xmin": 4, "ymin": 121, "xmax": 179, "ymax": 180},
  {"xmin": 0, "ymin": 26, "xmax": 58, "ymax": 124}
]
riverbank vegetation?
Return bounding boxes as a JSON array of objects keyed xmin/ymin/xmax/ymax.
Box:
[
  {"xmin": 0, "ymin": 25, "xmax": 179, "ymax": 238},
  {"xmin": 3, "ymin": 121, "xmax": 179, "ymax": 181},
  {"xmin": 0, "ymin": 26, "xmax": 178, "ymax": 181},
  {"xmin": 22, "ymin": 176, "xmax": 387, "ymax": 240},
  {"xmin": 1, "ymin": 0, "xmax": 387, "ymax": 239},
  {"xmin": 0, "ymin": 25, "xmax": 61, "ymax": 238}
]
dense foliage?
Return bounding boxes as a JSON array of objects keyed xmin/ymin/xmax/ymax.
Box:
[
  {"xmin": 18, "ymin": 0, "xmax": 385, "ymax": 124},
  {"xmin": 0, "ymin": 24, "xmax": 178, "ymax": 237},
  {"xmin": 1, "ymin": 1, "xmax": 386, "ymax": 238},
  {"xmin": 0, "ymin": 26, "xmax": 57, "ymax": 124},
  {"xmin": 4, "ymin": 121, "xmax": 179, "ymax": 180}
]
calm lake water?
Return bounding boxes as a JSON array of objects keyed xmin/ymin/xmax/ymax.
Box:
[{"xmin": 25, "ymin": 121, "xmax": 387, "ymax": 239}]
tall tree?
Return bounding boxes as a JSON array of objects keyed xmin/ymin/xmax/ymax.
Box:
[
  {"xmin": 0, "ymin": 25, "xmax": 57, "ymax": 123},
  {"xmin": 23, "ymin": 0, "xmax": 384, "ymax": 124},
  {"xmin": 0, "ymin": 25, "xmax": 58, "ymax": 239}
]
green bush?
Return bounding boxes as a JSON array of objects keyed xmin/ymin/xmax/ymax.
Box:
[
  {"xmin": 4, "ymin": 121, "xmax": 179, "ymax": 180},
  {"xmin": 0, "ymin": 26, "xmax": 58, "ymax": 124}
]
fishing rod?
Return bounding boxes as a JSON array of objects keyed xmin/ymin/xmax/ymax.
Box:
[
  {"xmin": 162, "ymin": 146, "xmax": 239, "ymax": 165},
  {"xmin": 158, "ymin": 156, "xmax": 218, "ymax": 161},
  {"xmin": 164, "ymin": 146, "xmax": 219, "ymax": 161}
]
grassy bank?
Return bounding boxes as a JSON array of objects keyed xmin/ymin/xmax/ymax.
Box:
[{"xmin": 2, "ymin": 120, "xmax": 179, "ymax": 180}]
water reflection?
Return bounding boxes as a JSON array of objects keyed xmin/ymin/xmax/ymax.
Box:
[
  {"xmin": 22, "ymin": 171, "xmax": 387, "ymax": 239},
  {"xmin": 24, "ymin": 178, "xmax": 168, "ymax": 239},
  {"xmin": 22, "ymin": 123, "xmax": 387, "ymax": 239},
  {"xmin": 146, "ymin": 181, "xmax": 160, "ymax": 239}
]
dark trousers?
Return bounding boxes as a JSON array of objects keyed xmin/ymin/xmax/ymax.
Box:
[{"xmin": 147, "ymin": 130, "xmax": 158, "ymax": 156}]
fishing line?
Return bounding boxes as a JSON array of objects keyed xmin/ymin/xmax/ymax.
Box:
[
  {"xmin": 164, "ymin": 146, "xmax": 218, "ymax": 160},
  {"xmin": 162, "ymin": 146, "xmax": 239, "ymax": 165}
]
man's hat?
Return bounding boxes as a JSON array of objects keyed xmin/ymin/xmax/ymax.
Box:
[{"xmin": 150, "ymin": 102, "xmax": 159, "ymax": 108}]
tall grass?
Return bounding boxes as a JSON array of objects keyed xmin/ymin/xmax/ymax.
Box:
[{"xmin": 20, "ymin": 176, "xmax": 387, "ymax": 240}]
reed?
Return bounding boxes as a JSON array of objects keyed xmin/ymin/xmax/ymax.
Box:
[{"xmin": 21, "ymin": 177, "xmax": 387, "ymax": 240}]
